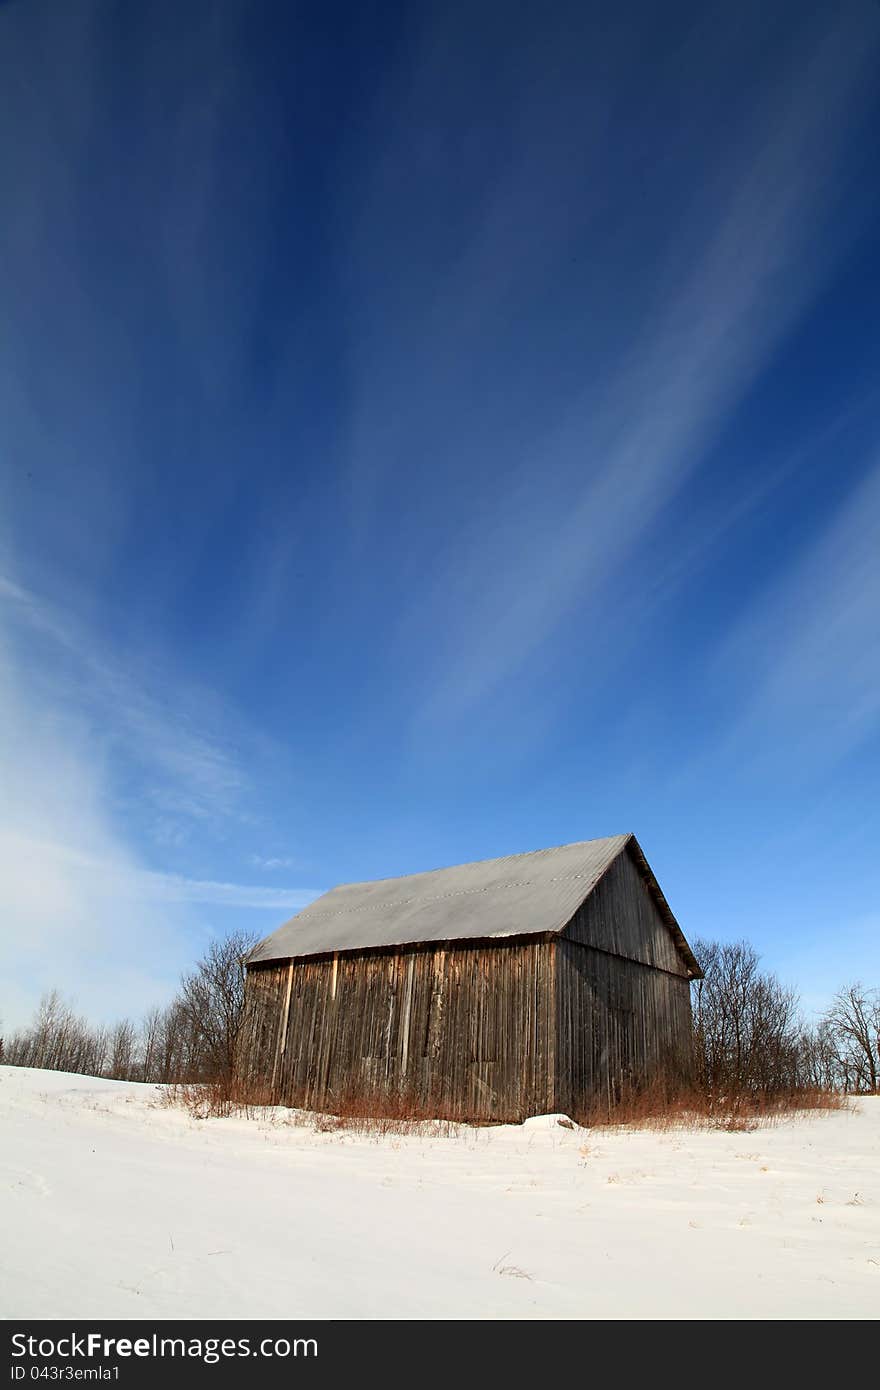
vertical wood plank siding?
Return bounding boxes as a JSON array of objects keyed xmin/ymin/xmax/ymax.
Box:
[
  {"xmin": 561, "ymin": 845, "xmax": 690, "ymax": 977},
  {"xmin": 554, "ymin": 846, "xmax": 694, "ymax": 1114},
  {"xmin": 554, "ymin": 941, "xmax": 693, "ymax": 1116},
  {"xmin": 242, "ymin": 937, "xmax": 556, "ymax": 1123}
]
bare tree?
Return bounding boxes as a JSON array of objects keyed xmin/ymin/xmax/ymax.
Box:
[
  {"xmin": 151, "ymin": 999, "xmax": 196, "ymax": 1083},
  {"xmin": 107, "ymin": 1019, "xmax": 137, "ymax": 1081},
  {"xmin": 796, "ymin": 1019, "xmax": 842, "ymax": 1091},
  {"xmin": 3, "ymin": 991, "xmax": 115, "ymax": 1077},
  {"xmin": 139, "ymin": 1006, "xmax": 163, "ymax": 1082},
  {"xmin": 822, "ymin": 984, "xmax": 879, "ymax": 1093},
  {"xmin": 3, "ymin": 929, "xmax": 258, "ymax": 1086},
  {"xmin": 691, "ymin": 939, "xmax": 802, "ymax": 1098},
  {"xmin": 176, "ymin": 930, "xmax": 258, "ymax": 1082}
]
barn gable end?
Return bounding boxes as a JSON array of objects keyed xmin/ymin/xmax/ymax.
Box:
[{"xmin": 559, "ymin": 838, "xmax": 695, "ymax": 979}]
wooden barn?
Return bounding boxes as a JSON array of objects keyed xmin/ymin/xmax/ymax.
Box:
[{"xmin": 241, "ymin": 833, "xmax": 702, "ymax": 1122}]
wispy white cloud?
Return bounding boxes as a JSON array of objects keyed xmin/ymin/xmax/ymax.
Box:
[
  {"xmin": 146, "ymin": 873, "xmax": 315, "ymax": 910},
  {"xmin": 0, "ymin": 1, "xmax": 312, "ymax": 1032},
  {"xmin": 0, "ymin": 573, "xmax": 251, "ymax": 834},
  {"xmin": 0, "ymin": 572, "xmax": 307, "ymax": 1030},
  {"xmin": 3, "ymin": 834, "xmax": 318, "ymax": 912},
  {"xmin": 0, "ymin": 637, "xmax": 183, "ymax": 1029},
  {"xmin": 717, "ymin": 458, "xmax": 880, "ymax": 772},
  {"xmin": 340, "ymin": 9, "xmax": 880, "ymax": 735},
  {"xmin": 249, "ymin": 854, "xmax": 297, "ymax": 872}
]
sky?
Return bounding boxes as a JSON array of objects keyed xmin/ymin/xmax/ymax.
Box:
[{"xmin": 1, "ymin": 0, "xmax": 879, "ymax": 1030}]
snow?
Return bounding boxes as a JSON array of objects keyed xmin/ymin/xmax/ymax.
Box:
[{"xmin": 2, "ymin": 1066, "xmax": 878, "ymax": 1320}]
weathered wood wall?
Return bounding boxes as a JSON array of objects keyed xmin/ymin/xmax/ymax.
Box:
[
  {"xmin": 242, "ymin": 937, "xmax": 556, "ymax": 1122},
  {"xmin": 554, "ymin": 941, "xmax": 693, "ymax": 1117},
  {"xmin": 562, "ymin": 845, "xmax": 690, "ymax": 977},
  {"xmin": 554, "ymin": 845, "xmax": 694, "ymax": 1115}
]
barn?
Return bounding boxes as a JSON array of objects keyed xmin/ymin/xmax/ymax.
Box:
[{"xmin": 241, "ymin": 833, "xmax": 702, "ymax": 1122}]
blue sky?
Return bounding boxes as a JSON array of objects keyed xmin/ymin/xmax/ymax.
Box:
[{"xmin": 1, "ymin": 1, "xmax": 879, "ymax": 1029}]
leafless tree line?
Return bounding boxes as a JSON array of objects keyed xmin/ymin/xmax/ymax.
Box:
[
  {"xmin": 1, "ymin": 931, "xmax": 877, "ymax": 1102},
  {"xmin": 0, "ymin": 931, "xmax": 258, "ymax": 1085},
  {"xmin": 800, "ymin": 983, "xmax": 880, "ymax": 1094},
  {"xmin": 692, "ymin": 938, "xmax": 879, "ymax": 1098}
]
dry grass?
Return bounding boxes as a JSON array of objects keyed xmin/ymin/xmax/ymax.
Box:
[
  {"xmin": 163, "ymin": 1071, "xmax": 844, "ymax": 1137},
  {"xmin": 163, "ymin": 1077, "xmax": 462, "ymax": 1137},
  {"xmin": 161, "ymin": 1076, "xmax": 277, "ymax": 1121},
  {"xmin": 305, "ymin": 1089, "xmax": 463, "ymax": 1137},
  {"xmin": 574, "ymin": 1077, "xmax": 844, "ymax": 1133}
]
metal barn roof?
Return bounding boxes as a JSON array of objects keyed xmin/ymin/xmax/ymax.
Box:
[{"xmin": 248, "ymin": 833, "xmax": 700, "ymax": 975}]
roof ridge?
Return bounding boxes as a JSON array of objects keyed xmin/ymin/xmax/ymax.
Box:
[
  {"xmin": 292, "ymin": 866, "xmax": 616, "ymax": 924},
  {"xmin": 330, "ymin": 833, "xmax": 631, "ymax": 893}
]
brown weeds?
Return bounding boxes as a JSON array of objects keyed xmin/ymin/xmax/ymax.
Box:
[
  {"xmin": 161, "ymin": 1075, "xmax": 277, "ymax": 1120},
  {"xmin": 572, "ymin": 1076, "xmax": 843, "ymax": 1133},
  {"xmin": 163, "ymin": 1069, "xmax": 843, "ymax": 1138},
  {"xmin": 163, "ymin": 1076, "xmax": 462, "ymax": 1137}
]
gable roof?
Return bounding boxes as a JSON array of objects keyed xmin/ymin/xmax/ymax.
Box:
[{"xmin": 248, "ymin": 833, "xmax": 701, "ymax": 977}]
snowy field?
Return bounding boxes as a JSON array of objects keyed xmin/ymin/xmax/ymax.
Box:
[{"xmin": 1, "ymin": 1066, "xmax": 878, "ymax": 1320}]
